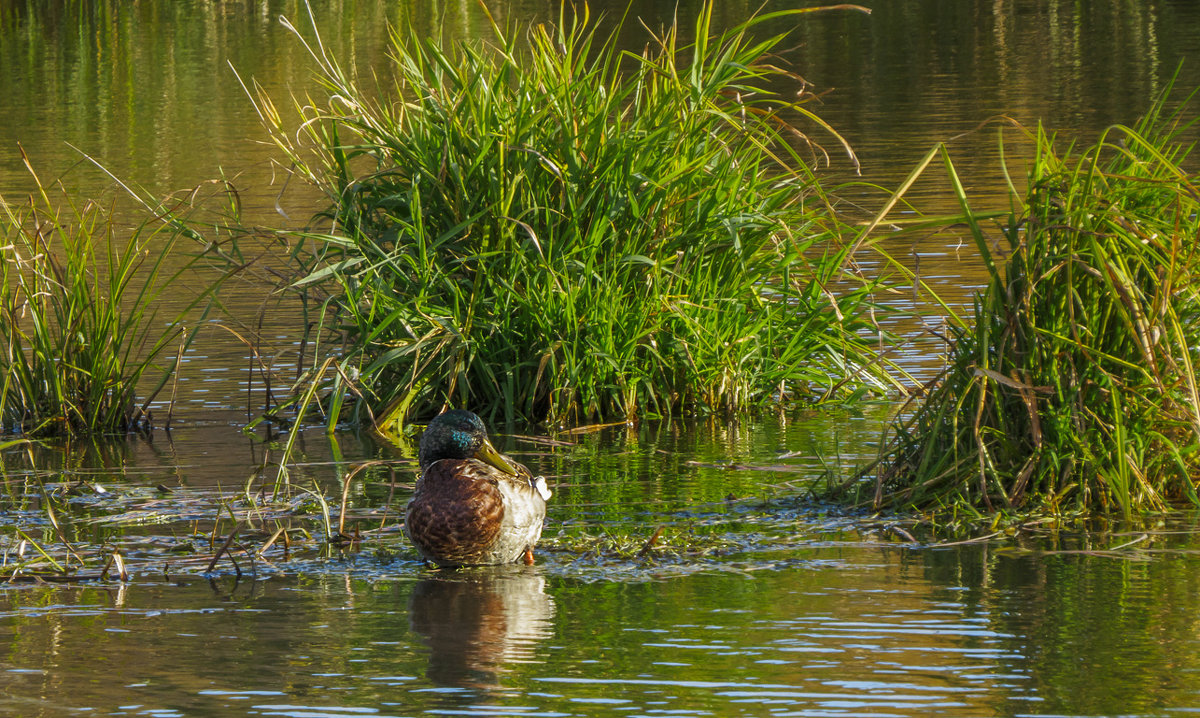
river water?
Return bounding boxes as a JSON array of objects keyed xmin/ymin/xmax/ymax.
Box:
[{"xmin": 2, "ymin": 1, "xmax": 1200, "ymax": 715}]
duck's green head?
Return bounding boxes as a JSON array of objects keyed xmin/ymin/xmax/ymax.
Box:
[{"xmin": 418, "ymin": 410, "xmax": 519, "ymax": 475}]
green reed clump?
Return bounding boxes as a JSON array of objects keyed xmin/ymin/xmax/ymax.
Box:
[
  {"xmin": 251, "ymin": 3, "xmax": 898, "ymax": 427},
  {"xmin": 0, "ymin": 161, "xmax": 214, "ymax": 436},
  {"xmin": 860, "ymin": 89, "xmax": 1200, "ymax": 515}
]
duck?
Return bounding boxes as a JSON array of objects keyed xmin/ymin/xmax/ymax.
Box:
[{"xmin": 405, "ymin": 410, "xmax": 552, "ymax": 568}]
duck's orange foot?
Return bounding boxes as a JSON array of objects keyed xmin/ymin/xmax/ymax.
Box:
[{"xmin": 523, "ymin": 548, "xmax": 535, "ymax": 566}]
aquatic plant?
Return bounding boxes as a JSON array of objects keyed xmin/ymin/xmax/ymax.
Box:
[
  {"xmin": 856, "ymin": 86, "xmax": 1200, "ymax": 515},
  {"xmin": 246, "ymin": 2, "xmax": 902, "ymax": 428},
  {"xmin": 0, "ymin": 157, "xmax": 218, "ymax": 436}
]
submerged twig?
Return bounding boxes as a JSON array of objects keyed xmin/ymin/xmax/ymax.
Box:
[{"xmin": 207, "ymin": 521, "xmax": 244, "ymax": 574}]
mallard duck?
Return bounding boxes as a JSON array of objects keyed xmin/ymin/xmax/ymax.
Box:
[{"xmin": 405, "ymin": 410, "xmax": 552, "ymax": 568}]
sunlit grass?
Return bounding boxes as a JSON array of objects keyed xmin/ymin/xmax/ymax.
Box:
[
  {"xmin": 0, "ymin": 157, "xmax": 218, "ymax": 436},
  {"xmin": 853, "ymin": 82, "xmax": 1200, "ymax": 515},
  {"xmin": 244, "ymin": 2, "xmax": 904, "ymax": 429}
]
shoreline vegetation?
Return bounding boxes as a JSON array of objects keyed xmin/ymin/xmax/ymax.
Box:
[{"xmin": 2, "ymin": 1, "xmax": 1199, "ymax": 533}]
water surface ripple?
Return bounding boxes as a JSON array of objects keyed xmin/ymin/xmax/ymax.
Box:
[{"xmin": 0, "ymin": 537, "xmax": 1196, "ymax": 717}]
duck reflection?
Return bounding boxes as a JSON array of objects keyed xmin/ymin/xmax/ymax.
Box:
[{"xmin": 409, "ymin": 565, "xmax": 556, "ymax": 688}]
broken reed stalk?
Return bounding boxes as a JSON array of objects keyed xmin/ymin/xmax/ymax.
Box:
[{"xmin": 206, "ymin": 520, "xmax": 245, "ymax": 575}]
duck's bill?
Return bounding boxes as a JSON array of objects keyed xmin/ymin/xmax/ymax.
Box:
[{"xmin": 476, "ymin": 437, "xmax": 520, "ymax": 476}]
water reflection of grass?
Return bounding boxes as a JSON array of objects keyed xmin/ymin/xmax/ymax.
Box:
[
  {"xmin": 0, "ymin": 413, "xmax": 871, "ymax": 581},
  {"xmin": 2, "ymin": 434, "xmax": 1198, "ymax": 586}
]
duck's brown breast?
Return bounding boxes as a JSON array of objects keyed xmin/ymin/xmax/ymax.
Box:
[{"xmin": 405, "ymin": 459, "xmax": 506, "ymax": 565}]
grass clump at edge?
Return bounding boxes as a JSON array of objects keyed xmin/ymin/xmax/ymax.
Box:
[
  {"xmin": 853, "ymin": 84, "xmax": 1200, "ymax": 516},
  {"xmin": 246, "ymin": 2, "xmax": 903, "ymax": 430},
  {"xmin": 0, "ymin": 155, "xmax": 221, "ymax": 437}
]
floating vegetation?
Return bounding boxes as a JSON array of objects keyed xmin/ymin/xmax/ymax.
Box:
[
  {"xmin": 0, "ymin": 157, "xmax": 225, "ymax": 437},
  {"xmin": 854, "ymin": 82, "xmax": 1200, "ymax": 515},
  {"xmin": 0, "ymin": 427, "xmax": 1188, "ymax": 585},
  {"xmin": 244, "ymin": 2, "xmax": 902, "ymax": 428}
]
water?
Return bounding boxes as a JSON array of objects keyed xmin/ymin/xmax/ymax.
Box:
[
  {"xmin": 3, "ymin": 532, "xmax": 1200, "ymax": 716},
  {"xmin": 3, "ymin": 417, "xmax": 1200, "ymax": 716},
  {"xmin": 3, "ymin": 1, "xmax": 1200, "ymax": 714}
]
